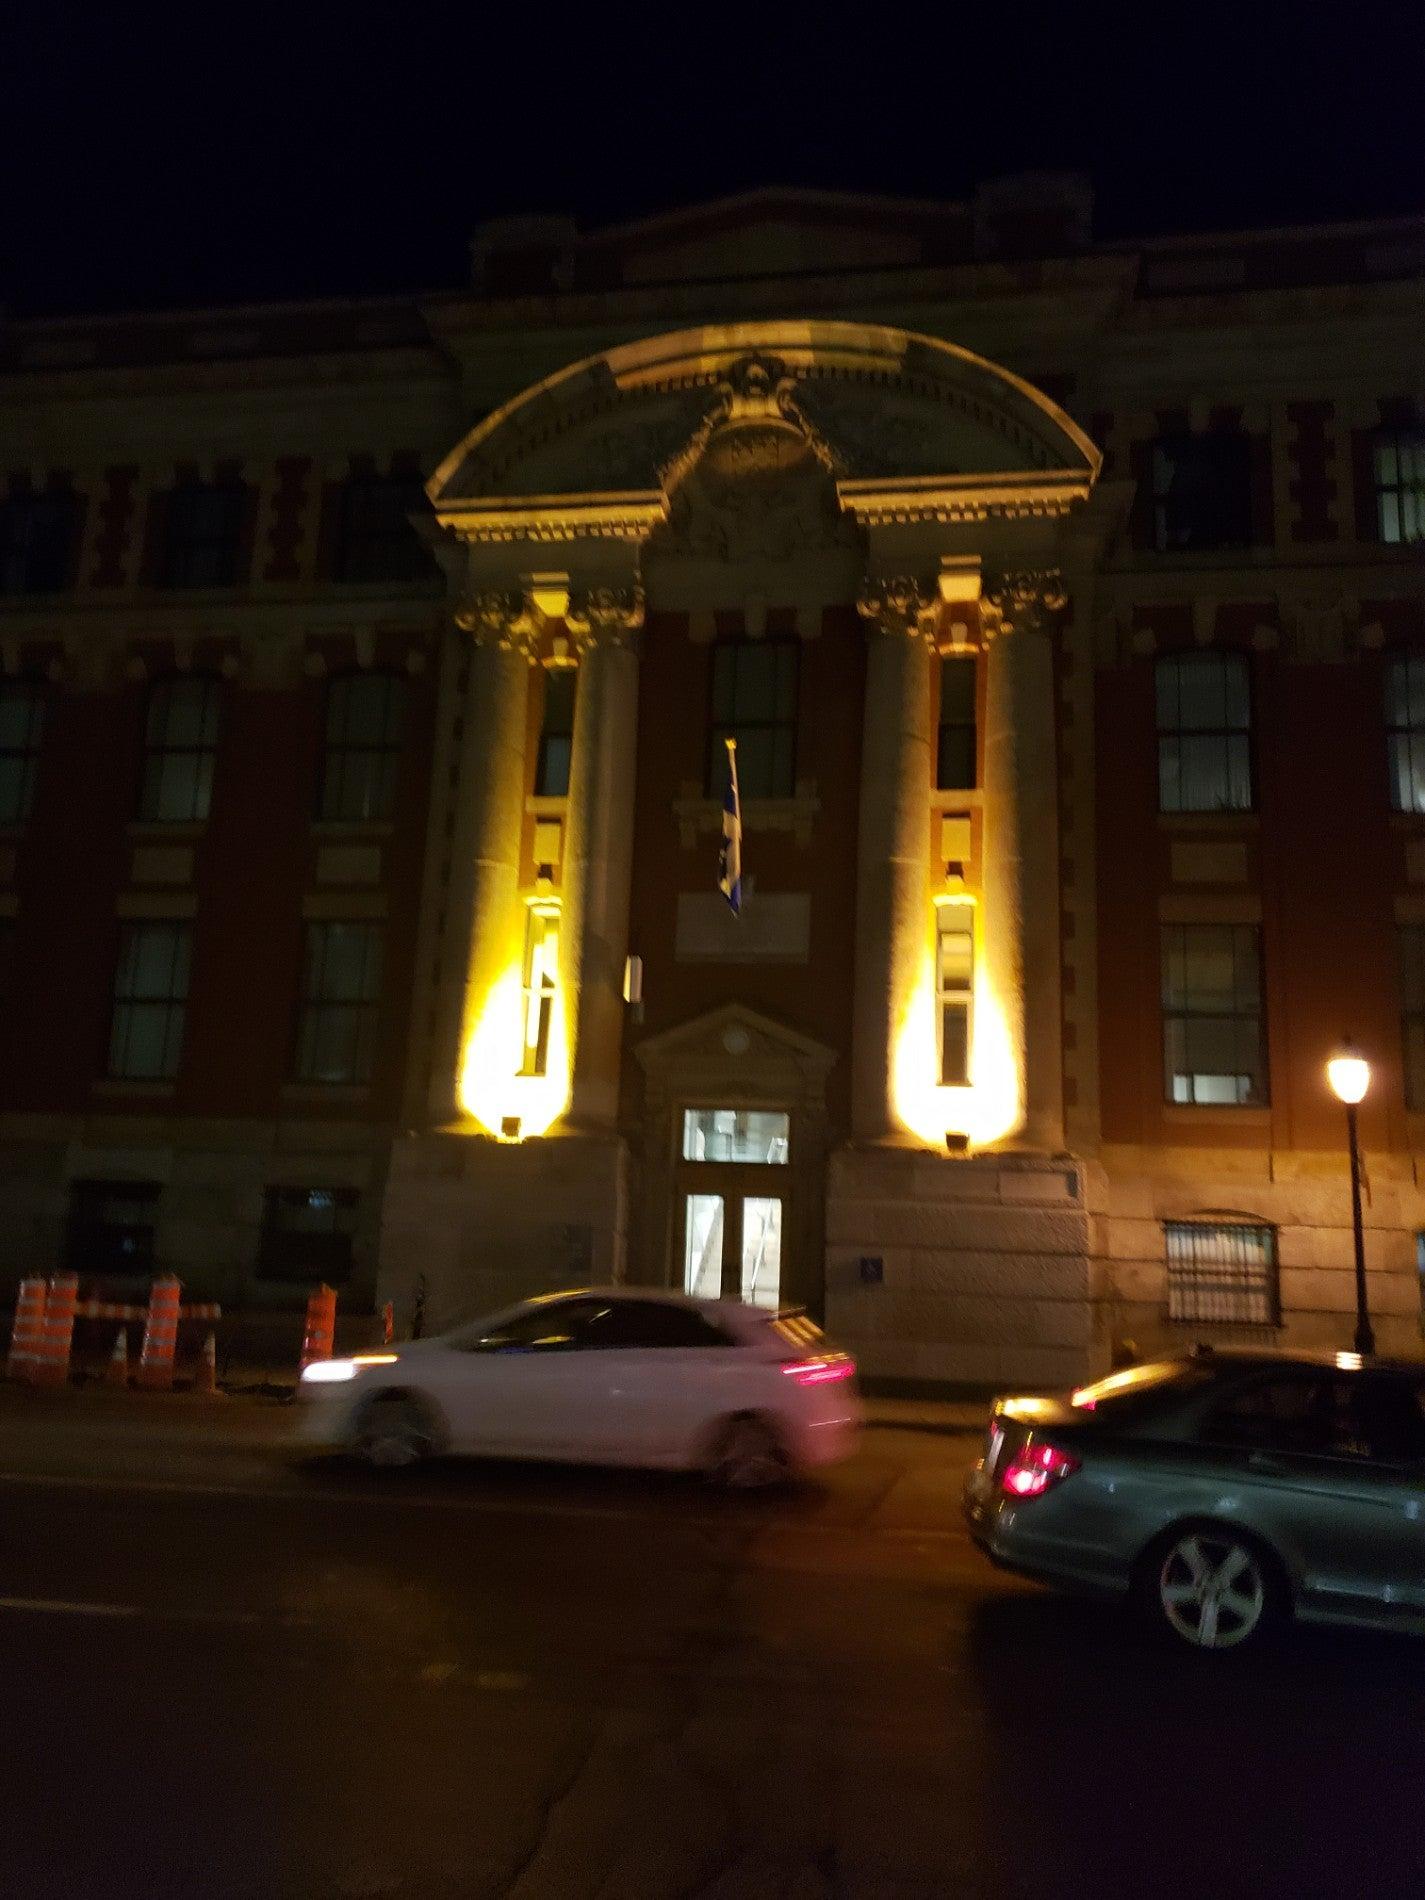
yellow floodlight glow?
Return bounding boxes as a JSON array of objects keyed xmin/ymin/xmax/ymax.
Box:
[
  {"xmin": 458, "ymin": 964, "xmax": 571, "ymax": 1141},
  {"xmin": 890, "ymin": 905, "xmax": 1021, "ymax": 1149},
  {"xmin": 1326, "ymin": 1050, "xmax": 1370, "ymax": 1107}
]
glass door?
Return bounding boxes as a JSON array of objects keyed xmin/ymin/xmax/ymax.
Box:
[
  {"xmin": 682, "ymin": 1193, "xmax": 725, "ymax": 1301},
  {"xmin": 679, "ymin": 1190, "xmax": 783, "ymax": 1308},
  {"xmin": 739, "ymin": 1196, "xmax": 782, "ymax": 1308}
]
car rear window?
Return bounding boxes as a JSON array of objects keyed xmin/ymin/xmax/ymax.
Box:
[{"xmin": 1070, "ymin": 1360, "xmax": 1210, "ymax": 1415}]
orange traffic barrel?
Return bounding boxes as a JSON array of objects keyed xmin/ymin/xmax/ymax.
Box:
[
  {"xmin": 6, "ymin": 1277, "xmax": 49, "ymax": 1383},
  {"xmin": 31, "ymin": 1273, "xmax": 79, "ymax": 1386},
  {"xmin": 136, "ymin": 1276, "xmax": 182, "ymax": 1390},
  {"xmin": 300, "ymin": 1284, "xmax": 338, "ymax": 1370}
]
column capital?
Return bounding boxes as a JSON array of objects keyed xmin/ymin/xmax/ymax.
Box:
[
  {"xmin": 855, "ymin": 575, "xmax": 940, "ymax": 643},
  {"xmin": 454, "ymin": 587, "xmax": 543, "ymax": 659},
  {"xmin": 981, "ymin": 568, "xmax": 1068, "ymax": 639},
  {"xmin": 566, "ymin": 582, "xmax": 645, "ymax": 653}
]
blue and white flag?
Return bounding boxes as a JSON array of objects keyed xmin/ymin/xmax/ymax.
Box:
[{"xmin": 718, "ymin": 737, "xmax": 742, "ymax": 915}]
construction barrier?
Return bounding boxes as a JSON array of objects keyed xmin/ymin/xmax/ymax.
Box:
[
  {"xmin": 6, "ymin": 1277, "xmax": 49, "ymax": 1382},
  {"xmin": 300, "ymin": 1284, "xmax": 338, "ymax": 1370},
  {"xmin": 136, "ymin": 1276, "xmax": 182, "ymax": 1390},
  {"xmin": 381, "ymin": 1300, "xmax": 394, "ymax": 1346},
  {"xmin": 32, "ymin": 1273, "xmax": 79, "ymax": 1387}
]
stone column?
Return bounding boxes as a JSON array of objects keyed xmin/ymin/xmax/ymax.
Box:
[
  {"xmin": 981, "ymin": 570, "xmax": 1067, "ymax": 1152},
  {"xmin": 430, "ymin": 589, "xmax": 537, "ymax": 1124},
  {"xmin": 560, "ymin": 585, "xmax": 644, "ymax": 1131},
  {"xmin": 851, "ymin": 579, "xmax": 937, "ymax": 1142}
]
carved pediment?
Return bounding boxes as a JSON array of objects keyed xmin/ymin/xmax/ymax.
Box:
[{"xmin": 636, "ymin": 1003, "xmax": 837, "ymax": 1111}]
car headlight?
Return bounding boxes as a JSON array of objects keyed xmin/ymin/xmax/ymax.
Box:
[{"xmin": 300, "ymin": 1358, "xmax": 358, "ymax": 1384}]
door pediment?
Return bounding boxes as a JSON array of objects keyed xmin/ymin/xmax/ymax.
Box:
[{"xmin": 636, "ymin": 1003, "xmax": 837, "ymax": 1114}]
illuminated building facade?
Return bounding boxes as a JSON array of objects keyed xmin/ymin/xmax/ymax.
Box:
[{"xmin": 1, "ymin": 179, "xmax": 1423, "ymax": 1384}]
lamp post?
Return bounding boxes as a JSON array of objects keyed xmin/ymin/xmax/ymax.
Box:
[{"xmin": 1326, "ymin": 1045, "xmax": 1375, "ymax": 1357}]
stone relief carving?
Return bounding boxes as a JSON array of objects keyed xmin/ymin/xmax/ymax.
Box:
[
  {"xmin": 566, "ymin": 583, "xmax": 646, "ymax": 650},
  {"xmin": 454, "ymin": 588, "xmax": 543, "ymax": 658},
  {"xmin": 981, "ymin": 569, "xmax": 1068, "ymax": 638},
  {"xmin": 856, "ymin": 576, "xmax": 940, "ymax": 640}
]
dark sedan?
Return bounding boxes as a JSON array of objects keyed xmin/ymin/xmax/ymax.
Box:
[{"xmin": 964, "ymin": 1348, "xmax": 1425, "ymax": 1651}]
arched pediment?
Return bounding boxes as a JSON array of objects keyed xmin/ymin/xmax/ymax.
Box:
[{"xmin": 428, "ymin": 320, "xmax": 1100, "ymax": 544}]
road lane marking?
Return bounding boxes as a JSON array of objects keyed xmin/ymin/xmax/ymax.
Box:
[{"xmin": 0, "ymin": 1596, "xmax": 139, "ymax": 1618}]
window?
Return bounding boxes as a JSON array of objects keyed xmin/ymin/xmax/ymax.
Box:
[
  {"xmin": 1150, "ymin": 433, "xmax": 1254, "ymax": 551},
  {"xmin": 258, "ymin": 1187, "xmax": 359, "ymax": 1283},
  {"xmin": 140, "ymin": 677, "xmax": 220, "ymax": 823},
  {"xmin": 1402, "ymin": 928, "xmax": 1425, "ymax": 1110},
  {"xmin": 936, "ymin": 907, "xmax": 974, "ymax": 1086},
  {"xmin": 296, "ymin": 922, "xmax": 383, "ymax": 1085},
  {"xmin": 1384, "ymin": 656, "xmax": 1425, "ymax": 813},
  {"xmin": 519, "ymin": 904, "xmax": 559, "ymax": 1077},
  {"xmin": 1165, "ymin": 1221, "xmax": 1279, "ymax": 1326},
  {"xmin": 1202, "ymin": 1372, "xmax": 1423, "ymax": 1463},
  {"xmin": 463, "ymin": 1297, "xmax": 606, "ymax": 1353},
  {"xmin": 682, "ymin": 1109, "xmax": 790, "ymax": 1164},
  {"xmin": 0, "ymin": 683, "xmax": 45, "ymax": 823},
  {"xmin": 579, "ymin": 1300, "xmax": 735, "ymax": 1350},
  {"xmin": 0, "ymin": 491, "xmax": 79, "ymax": 595},
  {"xmin": 1373, "ymin": 430, "xmax": 1425, "ymax": 545},
  {"xmin": 1161, "ymin": 923, "xmax": 1267, "ymax": 1105},
  {"xmin": 937, "ymin": 655, "xmax": 977, "ymax": 789},
  {"xmin": 160, "ymin": 482, "xmax": 247, "ymax": 588},
  {"xmin": 707, "ymin": 641, "xmax": 797, "ymax": 799},
  {"xmin": 320, "ymin": 673, "xmax": 405, "ymax": 822},
  {"xmin": 65, "ymin": 1179, "xmax": 161, "ymax": 1279},
  {"xmin": 535, "ymin": 668, "xmax": 577, "ymax": 798},
  {"xmin": 108, "ymin": 922, "xmax": 191, "ymax": 1080},
  {"xmin": 332, "ymin": 476, "xmax": 434, "ymax": 583},
  {"xmin": 1155, "ymin": 654, "xmax": 1252, "ymax": 813}
]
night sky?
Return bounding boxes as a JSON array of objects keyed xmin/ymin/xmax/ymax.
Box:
[{"xmin": 4, "ymin": 2, "xmax": 1421, "ymax": 317}]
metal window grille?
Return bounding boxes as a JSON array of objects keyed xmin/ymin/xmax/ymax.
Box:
[
  {"xmin": 1374, "ymin": 430, "xmax": 1425, "ymax": 546},
  {"xmin": 296, "ymin": 922, "xmax": 384, "ymax": 1084},
  {"xmin": 706, "ymin": 641, "xmax": 798, "ymax": 799},
  {"xmin": 141, "ymin": 677, "xmax": 221, "ymax": 822},
  {"xmin": 319, "ymin": 673, "xmax": 406, "ymax": 821},
  {"xmin": 1165, "ymin": 1220, "xmax": 1280, "ymax": 1326},
  {"xmin": 1385, "ymin": 656, "xmax": 1425, "ymax": 814},
  {"xmin": 0, "ymin": 682, "xmax": 45, "ymax": 823},
  {"xmin": 1155, "ymin": 653, "xmax": 1253, "ymax": 813}
]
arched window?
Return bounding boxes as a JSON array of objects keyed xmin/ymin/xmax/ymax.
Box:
[
  {"xmin": 1154, "ymin": 652, "xmax": 1252, "ymax": 813},
  {"xmin": 140, "ymin": 676, "xmax": 220, "ymax": 823},
  {"xmin": 320, "ymin": 672, "xmax": 405, "ymax": 821}
]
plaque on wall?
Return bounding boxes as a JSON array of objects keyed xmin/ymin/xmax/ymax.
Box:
[{"xmin": 674, "ymin": 891, "xmax": 811, "ymax": 963}]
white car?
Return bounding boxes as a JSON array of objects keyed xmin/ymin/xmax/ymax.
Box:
[{"xmin": 298, "ymin": 1287, "xmax": 861, "ymax": 1487}]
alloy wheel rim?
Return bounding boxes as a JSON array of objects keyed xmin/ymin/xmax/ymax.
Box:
[
  {"xmin": 362, "ymin": 1412, "xmax": 427, "ymax": 1468},
  {"xmin": 1159, "ymin": 1533, "xmax": 1266, "ymax": 1648},
  {"xmin": 718, "ymin": 1427, "xmax": 785, "ymax": 1489}
]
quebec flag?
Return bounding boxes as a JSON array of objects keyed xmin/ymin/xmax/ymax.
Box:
[{"xmin": 718, "ymin": 737, "xmax": 743, "ymax": 915}]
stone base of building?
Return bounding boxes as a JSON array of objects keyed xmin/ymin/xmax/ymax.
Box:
[
  {"xmin": 824, "ymin": 1145, "xmax": 1095, "ymax": 1389},
  {"xmin": 376, "ymin": 1128, "xmax": 629, "ymax": 1334}
]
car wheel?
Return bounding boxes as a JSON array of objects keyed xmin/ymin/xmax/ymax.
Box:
[
  {"xmin": 706, "ymin": 1416, "xmax": 791, "ymax": 1491},
  {"xmin": 355, "ymin": 1394, "xmax": 438, "ymax": 1470},
  {"xmin": 1145, "ymin": 1526, "xmax": 1279, "ymax": 1652}
]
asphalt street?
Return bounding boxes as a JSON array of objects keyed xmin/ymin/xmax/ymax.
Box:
[{"xmin": 0, "ymin": 1402, "xmax": 1421, "ymax": 1900}]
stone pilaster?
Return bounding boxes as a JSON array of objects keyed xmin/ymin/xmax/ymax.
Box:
[
  {"xmin": 431, "ymin": 588, "xmax": 540, "ymax": 1125},
  {"xmin": 851, "ymin": 578, "xmax": 938, "ymax": 1143},
  {"xmin": 981, "ymin": 569, "xmax": 1067, "ymax": 1153},
  {"xmin": 560, "ymin": 584, "xmax": 644, "ymax": 1131}
]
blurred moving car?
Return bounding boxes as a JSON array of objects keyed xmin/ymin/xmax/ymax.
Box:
[
  {"xmin": 964, "ymin": 1348, "xmax": 1425, "ymax": 1651},
  {"xmin": 299, "ymin": 1287, "xmax": 860, "ymax": 1487}
]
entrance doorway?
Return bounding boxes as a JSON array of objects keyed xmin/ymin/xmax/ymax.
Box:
[{"xmin": 677, "ymin": 1108, "xmax": 789, "ymax": 1308}]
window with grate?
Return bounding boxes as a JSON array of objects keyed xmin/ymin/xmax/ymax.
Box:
[
  {"xmin": 296, "ymin": 922, "xmax": 383, "ymax": 1084},
  {"xmin": 1155, "ymin": 653, "xmax": 1253, "ymax": 813},
  {"xmin": 0, "ymin": 682, "xmax": 46, "ymax": 824},
  {"xmin": 1150, "ymin": 433, "xmax": 1254, "ymax": 551},
  {"xmin": 706, "ymin": 641, "xmax": 798, "ymax": 799},
  {"xmin": 1165, "ymin": 1220, "xmax": 1279, "ymax": 1326},
  {"xmin": 332, "ymin": 476, "xmax": 435, "ymax": 583},
  {"xmin": 141, "ymin": 677, "xmax": 221, "ymax": 823},
  {"xmin": 65, "ymin": 1179, "xmax": 161, "ymax": 1278},
  {"xmin": 108, "ymin": 923, "xmax": 191, "ymax": 1080},
  {"xmin": 1161, "ymin": 923, "xmax": 1267, "ymax": 1105},
  {"xmin": 535, "ymin": 668, "xmax": 577, "ymax": 797},
  {"xmin": 937, "ymin": 655, "xmax": 977, "ymax": 790},
  {"xmin": 1399, "ymin": 925, "xmax": 1425, "ymax": 1109},
  {"xmin": 0, "ymin": 491, "xmax": 80, "ymax": 595},
  {"xmin": 258, "ymin": 1186, "xmax": 359, "ymax": 1283},
  {"xmin": 160, "ymin": 483, "xmax": 247, "ymax": 588},
  {"xmin": 1373, "ymin": 430, "xmax": 1425, "ymax": 545},
  {"xmin": 1384, "ymin": 655, "xmax": 1425, "ymax": 813},
  {"xmin": 319, "ymin": 673, "xmax": 406, "ymax": 822}
]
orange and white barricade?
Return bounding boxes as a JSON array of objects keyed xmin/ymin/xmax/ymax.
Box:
[
  {"xmin": 136, "ymin": 1275, "xmax": 182, "ymax": 1390},
  {"xmin": 381, "ymin": 1301, "xmax": 394, "ymax": 1346},
  {"xmin": 300, "ymin": 1284, "xmax": 338, "ymax": 1371},
  {"xmin": 31, "ymin": 1273, "xmax": 79, "ymax": 1386},
  {"xmin": 6, "ymin": 1277, "xmax": 49, "ymax": 1382}
]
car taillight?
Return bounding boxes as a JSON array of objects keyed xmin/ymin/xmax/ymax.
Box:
[
  {"xmin": 781, "ymin": 1355, "xmax": 855, "ymax": 1387},
  {"xmin": 999, "ymin": 1441, "xmax": 1080, "ymax": 1499}
]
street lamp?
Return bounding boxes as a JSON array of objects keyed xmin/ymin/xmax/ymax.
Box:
[{"xmin": 1326, "ymin": 1044, "xmax": 1375, "ymax": 1357}]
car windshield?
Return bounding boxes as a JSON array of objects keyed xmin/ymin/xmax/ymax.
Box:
[{"xmin": 1070, "ymin": 1360, "xmax": 1209, "ymax": 1413}]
